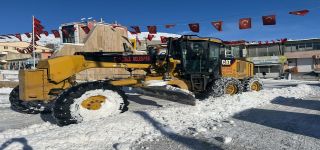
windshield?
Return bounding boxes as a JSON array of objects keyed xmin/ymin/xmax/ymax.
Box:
[{"xmin": 181, "ymin": 41, "xmax": 220, "ymax": 73}]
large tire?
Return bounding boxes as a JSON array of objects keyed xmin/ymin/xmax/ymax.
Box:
[
  {"xmin": 243, "ymin": 78, "xmax": 263, "ymax": 92},
  {"xmin": 200, "ymin": 78, "xmax": 243, "ymax": 99},
  {"xmin": 53, "ymin": 81, "xmax": 129, "ymax": 126},
  {"xmin": 9, "ymin": 86, "xmax": 52, "ymax": 114}
]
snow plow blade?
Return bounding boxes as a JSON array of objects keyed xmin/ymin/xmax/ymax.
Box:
[{"xmin": 136, "ymin": 86, "xmax": 196, "ymax": 106}]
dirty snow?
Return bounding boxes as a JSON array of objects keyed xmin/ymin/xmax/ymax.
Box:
[{"xmin": 1, "ymin": 84, "xmax": 319, "ymax": 149}]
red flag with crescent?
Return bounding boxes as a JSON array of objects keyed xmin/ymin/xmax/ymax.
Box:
[
  {"xmin": 81, "ymin": 26, "xmax": 90, "ymax": 34},
  {"xmin": 131, "ymin": 26, "xmax": 141, "ymax": 34},
  {"xmin": 262, "ymin": 15, "xmax": 276, "ymax": 25},
  {"xmin": 147, "ymin": 26, "xmax": 157, "ymax": 34},
  {"xmin": 289, "ymin": 10, "xmax": 309, "ymax": 16},
  {"xmin": 51, "ymin": 30, "xmax": 60, "ymax": 38},
  {"xmin": 43, "ymin": 31, "xmax": 49, "ymax": 36},
  {"xmin": 147, "ymin": 34, "xmax": 154, "ymax": 41},
  {"xmin": 15, "ymin": 34, "xmax": 22, "ymax": 41},
  {"xmin": 165, "ymin": 24, "xmax": 175, "ymax": 28},
  {"xmin": 239, "ymin": 18, "xmax": 252, "ymax": 29},
  {"xmin": 160, "ymin": 36, "xmax": 167, "ymax": 43},
  {"xmin": 211, "ymin": 21, "xmax": 223, "ymax": 31},
  {"xmin": 188, "ymin": 23, "xmax": 200, "ymax": 32},
  {"xmin": 25, "ymin": 33, "xmax": 31, "ymax": 38}
]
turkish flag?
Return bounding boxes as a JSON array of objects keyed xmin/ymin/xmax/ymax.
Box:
[
  {"xmin": 188, "ymin": 23, "xmax": 200, "ymax": 32},
  {"xmin": 211, "ymin": 21, "xmax": 223, "ymax": 31},
  {"xmin": 289, "ymin": 10, "xmax": 309, "ymax": 16},
  {"xmin": 81, "ymin": 26, "xmax": 90, "ymax": 34},
  {"xmin": 34, "ymin": 18, "xmax": 41, "ymax": 25},
  {"xmin": 280, "ymin": 38, "xmax": 287, "ymax": 43},
  {"xmin": 43, "ymin": 31, "xmax": 49, "ymax": 36},
  {"xmin": 147, "ymin": 26, "xmax": 157, "ymax": 34},
  {"xmin": 15, "ymin": 34, "xmax": 22, "ymax": 41},
  {"xmin": 147, "ymin": 34, "xmax": 154, "ymax": 41},
  {"xmin": 25, "ymin": 33, "xmax": 31, "ymax": 38},
  {"xmin": 165, "ymin": 24, "xmax": 175, "ymax": 28},
  {"xmin": 239, "ymin": 18, "xmax": 252, "ymax": 29},
  {"xmin": 262, "ymin": 15, "xmax": 276, "ymax": 25},
  {"xmin": 51, "ymin": 30, "xmax": 60, "ymax": 38},
  {"xmin": 131, "ymin": 26, "xmax": 141, "ymax": 33},
  {"xmin": 160, "ymin": 36, "xmax": 167, "ymax": 43}
]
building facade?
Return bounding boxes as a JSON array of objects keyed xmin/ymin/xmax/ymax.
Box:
[
  {"xmin": 284, "ymin": 39, "xmax": 320, "ymax": 80},
  {"xmin": 244, "ymin": 43, "xmax": 286, "ymax": 78},
  {"xmin": 0, "ymin": 42, "xmax": 52, "ymax": 70}
]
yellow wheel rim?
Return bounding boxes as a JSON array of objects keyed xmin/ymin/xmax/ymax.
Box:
[
  {"xmin": 251, "ymin": 81, "xmax": 261, "ymax": 91},
  {"xmin": 81, "ymin": 95, "xmax": 106, "ymax": 110},
  {"xmin": 226, "ymin": 84, "xmax": 237, "ymax": 95}
]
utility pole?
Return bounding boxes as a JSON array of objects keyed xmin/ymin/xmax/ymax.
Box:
[{"xmin": 32, "ymin": 16, "xmax": 36, "ymax": 69}]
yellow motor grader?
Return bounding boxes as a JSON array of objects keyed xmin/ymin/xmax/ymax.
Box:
[{"xmin": 9, "ymin": 35, "xmax": 262, "ymax": 126}]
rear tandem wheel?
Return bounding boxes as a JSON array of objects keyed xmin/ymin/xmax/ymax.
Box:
[{"xmin": 9, "ymin": 86, "xmax": 52, "ymax": 114}]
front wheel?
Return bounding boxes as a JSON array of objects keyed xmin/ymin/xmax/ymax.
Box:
[
  {"xmin": 243, "ymin": 78, "xmax": 263, "ymax": 92},
  {"xmin": 53, "ymin": 81, "xmax": 129, "ymax": 126},
  {"xmin": 199, "ymin": 78, "xmax": 243, "ymax": 99}
]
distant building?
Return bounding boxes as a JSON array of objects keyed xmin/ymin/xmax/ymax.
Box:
[
  {"xmin": 244, "ymin": 42, "xmax": 286, "ymax": 78},
  {"xmin": 0, "ymin": 42, "xmax": 52, "ymax": 70},
  {"xmin": 284, "ymin": 38, "xmax": 320, "ymax": 80}
]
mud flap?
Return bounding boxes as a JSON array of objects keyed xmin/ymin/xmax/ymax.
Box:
[{"xmin": 135, "ymin": 86, "xmax": 196, "ymax": 106}]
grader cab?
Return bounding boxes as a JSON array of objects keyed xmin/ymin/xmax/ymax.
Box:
[{"xmin": 10, "ymin": 35, "xmax": 262, "ymax": 126}]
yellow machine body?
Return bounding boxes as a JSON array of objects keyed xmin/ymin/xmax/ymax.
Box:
[{"xmin": 221, "ymin": 59, "xmax": 254, "ymax": 79}]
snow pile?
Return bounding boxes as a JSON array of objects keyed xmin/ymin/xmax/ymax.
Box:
[
  {"xmin": 1, "ymin": 85, "xmax": 320, "ymax": 149},
  {"xmin": 0, "ymin": 88, "xmax": 12, "ymax": 108},
  {"xmin": 70, "ymin": 89, "xmax": 124, "ymax": 122},
  {"xmin": 144, "ymin": 80, "xmax": 167, "ymax": 86}
]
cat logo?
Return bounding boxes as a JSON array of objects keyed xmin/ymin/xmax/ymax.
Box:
[{"xmin": 221, "ymin": 60, "xmax": 232, "ymax": 66}]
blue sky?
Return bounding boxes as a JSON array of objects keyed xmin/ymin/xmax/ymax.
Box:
[{"xmin": 1, "ymin": 0, "xmax": 320, "ymax": 41}]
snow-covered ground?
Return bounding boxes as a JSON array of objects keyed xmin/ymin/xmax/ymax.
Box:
[
  {"xmin": 0, "ymin": 80, "xmax": 319, "ymax": 149},
  {"xmin": 0, "ymin": 88, "xmax": 12, "ymax": 108}
]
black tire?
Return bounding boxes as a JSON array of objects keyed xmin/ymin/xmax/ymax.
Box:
[
  {"xmin": 243, "ymin": 78, "xmax": 263, "ymax": 92},
  {"xmin": 53, "ymin": 81, "xmax": 129, "ymax": 126},
  {"xmin": 9, "ymin": 86, "xmax": 52, "ymax": 114},
  {"xmin": 199, "ymin": 78, "xmax": 243, "ymax": 99}
]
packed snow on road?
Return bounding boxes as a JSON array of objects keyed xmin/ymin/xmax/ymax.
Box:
[{"xmin": 0, "ymin": 81, "xmax": 320, "ymax": 149}]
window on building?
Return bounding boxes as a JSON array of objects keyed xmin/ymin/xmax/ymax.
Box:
[
  {"xmin": 285, "ymin": 44, "xmax": 293, "ymax": 52},
  {"xmin": 247, "ymin": 47, "xmax": 257, "ymax": 57},
  {"xmin": 62, "ymin": 25, "xmax": 76, "ymax": 43},
  {"xmin": 298, "ymin": 43, "xmax": 306, "ymax": 51},
  {"xmin": 270, "ymin": 65, "xmax": 281, "ymax": 73},
  {"xmin": 313, "ymin": 42, "xmax": 320, "ymax": 50},
  {"xmin": 256, "ymin": 46, "xmax": 268, "ymax": 56},
  {"xmin": 305, "ymin": 43, "xmax": 313, "ymax": 50},
  {"xmin": 259, "ymin": 66, "xmax": 269, "ymax": 73},
  {"xmin": 4, "ymin": 46, "xmax": 8, "ymax": 49},
  {"xmin": 268, "ymin": 45, "xmax": 280, "ymax": 56}
]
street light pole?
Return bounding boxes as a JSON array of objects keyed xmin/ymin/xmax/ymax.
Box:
[{"xmin": 32, "ymin": 15, "xmax": 36, "ymax": 69}]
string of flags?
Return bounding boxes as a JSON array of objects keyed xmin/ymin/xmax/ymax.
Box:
[{"xmin": 0, "ymin": 9, "xmax": 314, "ymax": 52}]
